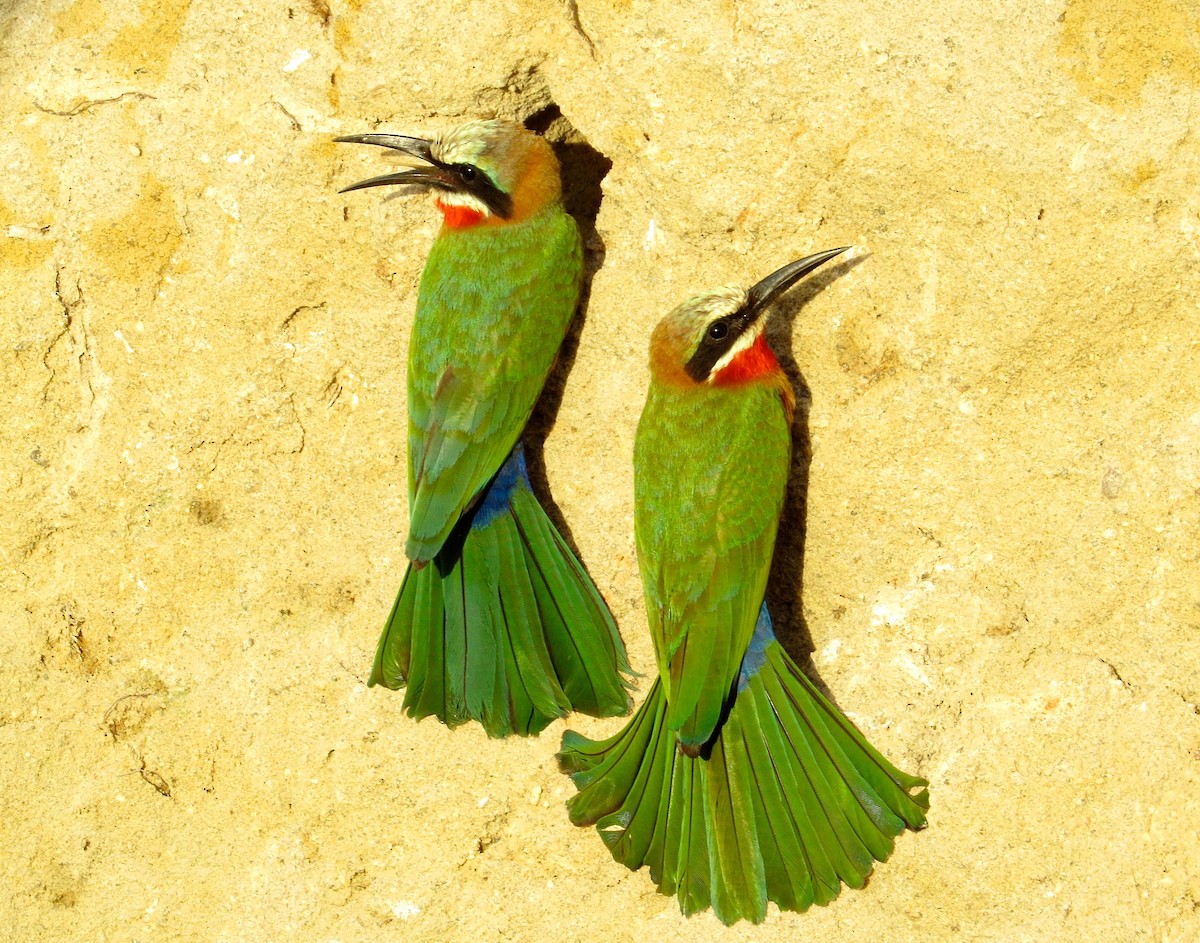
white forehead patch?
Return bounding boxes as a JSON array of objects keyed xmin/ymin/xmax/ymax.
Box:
[
  {"xmin": 682, "ymin": 286, "xmax": 747, "ymax": 323},
  {"xmin": 431, "ymin": 121, "xmax": 496, "ymax": 167}
]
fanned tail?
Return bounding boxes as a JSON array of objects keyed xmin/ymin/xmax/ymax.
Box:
[
  {"xmin": 370, "ymin": 444, "xmax": 633, "ymax": 737},
  {"xmin": 558, "ymin": 605, "xmax": 928, "ymax": 925}
]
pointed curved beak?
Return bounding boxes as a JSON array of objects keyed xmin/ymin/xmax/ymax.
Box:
[
  {"xmin": 335, "ymin": 168, "xmax": 452, "ymax": 195},
  {"xmin": 746, "ymin": 246, "xmax": 851, "ymax": 315},
  {"xmin": 334, "ymin": 133, "xmax": 451, "ymax": 195},
  {"xmin": 334, "ymin": 133, "xmax": 434, "ymax": 162}
]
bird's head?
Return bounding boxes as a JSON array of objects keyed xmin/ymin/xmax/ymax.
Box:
[
  {"xmin": 649, "ymin": 248, "xmax": 850, "ymax": 389},
  {"xmin": 335, "ymin": 119, "xmax": 563, "ymax": 229}
]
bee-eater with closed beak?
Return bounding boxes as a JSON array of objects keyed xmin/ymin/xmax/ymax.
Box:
[
  {"xmin": 337, "ymin": 119, "xmax": 631, "ymax": 737},
  {"xmin": 560, "ymin": 250, "xmax": 928, "ymax": 924}
]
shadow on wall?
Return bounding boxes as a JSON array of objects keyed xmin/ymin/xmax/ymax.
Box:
[
  {"xmin": 520, "ymin": 102, "xmax": 613, "ymax": 568},
  {"xmin": 766, "ymin": 252, "xmax": 867, "ymax": 705}
]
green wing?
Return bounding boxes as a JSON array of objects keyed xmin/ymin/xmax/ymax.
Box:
[
  {"xmin": 633, "ymin": 380, "xmax": 791, "ymax": 752},
  {"xmin": 405, "ymin": 209, "xmax": 582, "ymax": 562}
]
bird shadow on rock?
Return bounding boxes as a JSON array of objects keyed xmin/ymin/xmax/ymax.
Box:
[
  {"xmin": 518, "ymin": 105, "xmax": 613, "ymax": 572},
  {"xmin": 763, "ymin": 251, "xmax": 868, "ymax": 706}
]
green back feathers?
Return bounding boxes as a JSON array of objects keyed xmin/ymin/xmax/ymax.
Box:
[
  {"xmin": 633, "ymin": 378, "xmax": 791, "ymax": 750},
  {"xmin": 406, "ymin": 206, "xmax": 583, "ymax": 563}
]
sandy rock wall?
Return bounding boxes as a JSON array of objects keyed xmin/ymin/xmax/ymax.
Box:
[{"xmin": 2, "ymin": 1, "xmax": 1198, "ymax": 940}]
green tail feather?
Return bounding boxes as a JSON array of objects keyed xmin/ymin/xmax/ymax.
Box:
[
  {"xmin": 371, "ymin": 446, "xmax": 632, "ymax": 737},
  {"xmin": 559, "ymin": 629, "xmax": 927, "ymax": 925}
]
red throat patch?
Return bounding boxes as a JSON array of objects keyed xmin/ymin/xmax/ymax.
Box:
[
  {"xmin": 436, "ymin": 199, "xmax": 485, "ymax": 229},
  {"xmin": 712, "ymin": 333, "xmax": 781, "ymax": 386}
]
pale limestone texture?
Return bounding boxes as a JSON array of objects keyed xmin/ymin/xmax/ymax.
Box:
[{"xmin": 3, "ymin": 1, "xmax": 1199, "ymax": 941}]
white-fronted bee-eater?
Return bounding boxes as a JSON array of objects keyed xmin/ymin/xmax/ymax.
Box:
[
  {"xmin": 559, "ymin": 250, "xmax": 928, "ymax": 924},
  {"xmin": 337, "ymin": 119, "xmax": 631, "ymax": 738}
]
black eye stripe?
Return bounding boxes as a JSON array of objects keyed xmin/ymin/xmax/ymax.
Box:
[
  {"xmin": 684, "ymin": 312, "xmax": 747, "ymax": 382},
  {"xmin": 433, "ymin": 160, "xmax": 513, "ymax": 219}
]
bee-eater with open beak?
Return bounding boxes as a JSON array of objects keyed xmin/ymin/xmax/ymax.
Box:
[
  {"xmin": 337, "ymin": 119, "xmax": 631, "ymax": 737},
  {"xmin": 559, "ymin": 250, "xmax": 928, "ymax": 924}
]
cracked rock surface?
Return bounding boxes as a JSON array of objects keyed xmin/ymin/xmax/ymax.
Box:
[{"xmin": 3, "ymin": 1, "xmax": 1199, "ymax": 941}]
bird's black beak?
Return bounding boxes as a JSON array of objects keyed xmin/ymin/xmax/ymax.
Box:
[
  {"xmin": 334, "ymin": 133, "xmax": 452, "ymax": 195},
  {"xmin": 334, "ymin": 133, "xmax": 435, "ymax": 161},
  {"xmin": 746, "ymin": 247, "xmax": 851, "ymax": 316}
]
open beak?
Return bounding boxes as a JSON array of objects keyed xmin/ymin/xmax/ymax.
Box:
[
  {"xmin": 334, "ymin": 133, "xmax": 453, "ymax": 195},
  {"xmin": 746, "ymin": 247, "xmax": 851, "ymax": 316}
]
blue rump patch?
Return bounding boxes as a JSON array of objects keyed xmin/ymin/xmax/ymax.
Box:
[
  {"xmin": 736, "ymin": 603, "xmax": 775, "ymax": 691},
  {"xmin": 472, "ymin": 443, "xmax": 531, "ymax": 529}
]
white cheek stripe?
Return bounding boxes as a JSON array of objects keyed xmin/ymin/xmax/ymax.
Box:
[
  {"xmin": 435, "ymin": 190, "xmax": 491, "ymax": 216},
  {"xmin": 707, "ymin": 320, "xmax": 764, "ymax": 380}
]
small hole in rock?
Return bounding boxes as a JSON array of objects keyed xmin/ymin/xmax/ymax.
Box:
[{"xmin": 524, "ymin": 103, "xmax": 611, "ymax": 260}]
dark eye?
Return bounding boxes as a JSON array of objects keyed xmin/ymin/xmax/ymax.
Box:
[
  {"xmin": 454, "ymin": 164, "xmax": 478, "ymax": 183},
  {"xmin": 707, "ymin": 321, "xmax": 729, "ymax": 340}
]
